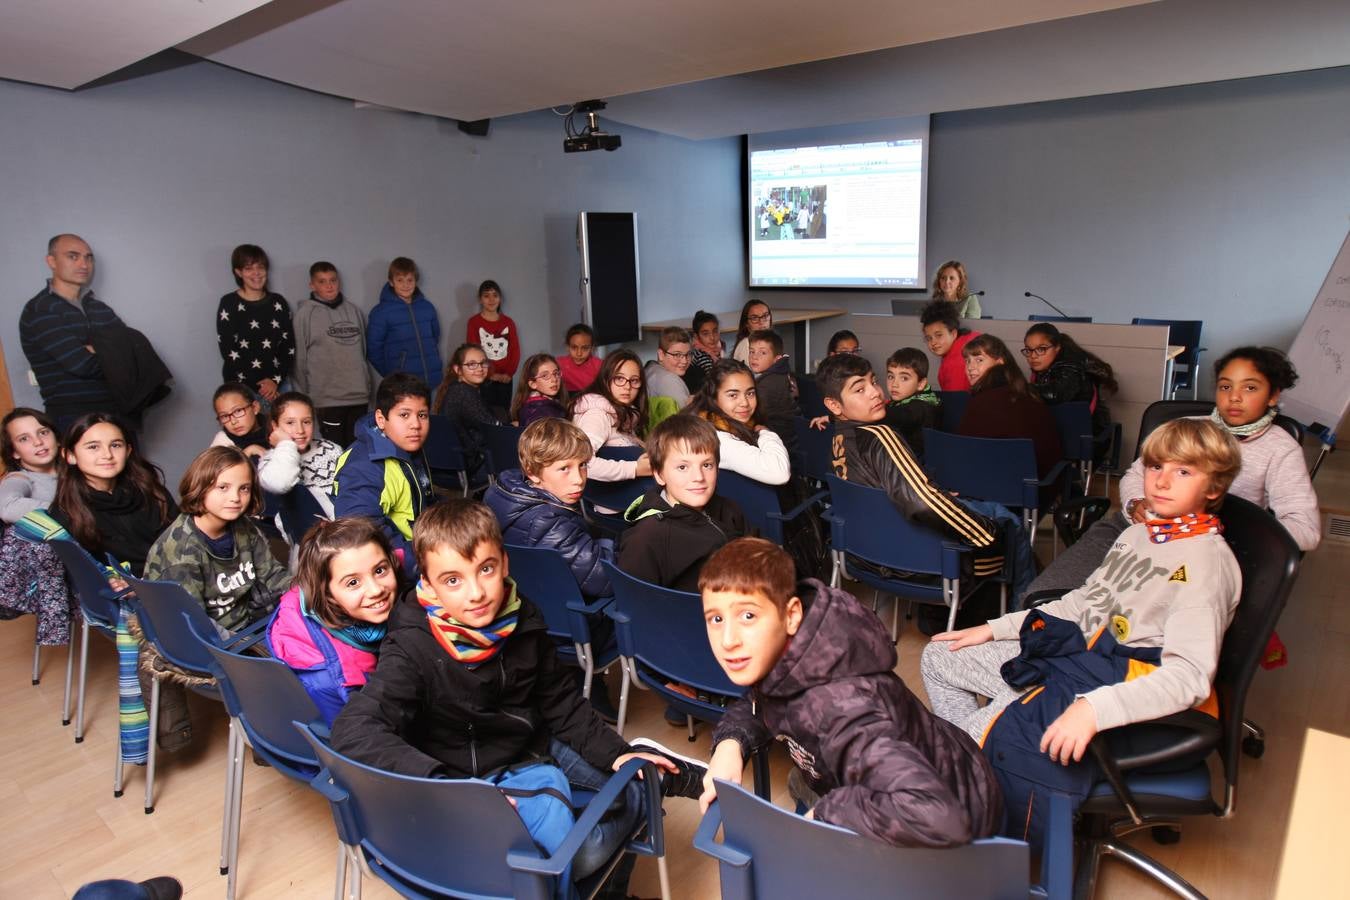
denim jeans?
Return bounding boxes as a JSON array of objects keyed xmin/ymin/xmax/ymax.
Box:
[
  {"xmin": 959, "ymin": 498, "xmax": 1037, "ymax": 604},
  {"xmin": 548, "ymin": 738, "xmax": 644, "ymax": 882}
]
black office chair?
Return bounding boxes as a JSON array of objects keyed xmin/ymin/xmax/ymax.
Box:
[{"xmin": 1070, "ymin": 494, "xmax": 1300, "ymax": 899}]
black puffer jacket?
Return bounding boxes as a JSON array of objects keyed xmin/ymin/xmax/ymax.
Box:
[
  {"xmin": 712, "ymin": 580, "xmax": 1003, "ymax": 847},
  {"xmin": 484, "ymin": 469, "xmax": 612, "ymax": 598},
  {"xmin": 329, "ymin": 582, "xmax": 630, "ymax": 779},
  {"xmin": 616, "ymin": 488, "xmax": 748, "ymax": 592}
]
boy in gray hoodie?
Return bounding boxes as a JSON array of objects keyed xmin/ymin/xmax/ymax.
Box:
[{"xmin": 293, "ymin": 261, "xmax": 373, "ymax": 445}]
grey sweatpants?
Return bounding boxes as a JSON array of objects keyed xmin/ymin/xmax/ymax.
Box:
[{"xmin": 920, "ymin": 638, "xmax": 1025, "ymax": 744}]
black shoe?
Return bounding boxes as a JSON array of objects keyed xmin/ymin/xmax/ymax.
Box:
[
  {"xmin": 138, "ymin": 876, "xmax": 183, "ymax": 900},
  {"xmin": 629, "ymin": 737, "xmax": 708, "ymax": 800}
]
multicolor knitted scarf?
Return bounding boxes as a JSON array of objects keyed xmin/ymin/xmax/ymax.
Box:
[
  {"xmin": 415, "ymin": 578, "xmax": 521, "ymax": 667},
  {"xmin": 300, "ymin": 589, "xmax": 387, "ymax": 653},
  {"xmin": 1144, "ymin": 513, "xmax": 1222, "ymax": 544},
  {"xmin": 1210, "ymin": 406, "xmax": 1276, "ymax": 440}
]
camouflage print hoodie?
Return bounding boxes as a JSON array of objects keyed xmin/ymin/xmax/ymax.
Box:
[
  {"xmin": 711, "ymin": 579, "xmax": 1004, "ymax": 847},
  {"xmin": 144, "ymin": 514, "xmax": 291, "ymax": 633}
]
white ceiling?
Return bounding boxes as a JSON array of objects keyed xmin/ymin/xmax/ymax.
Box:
[{"xmin": 0, "ymin": 0, "xmax": 270, "ymax": 90}]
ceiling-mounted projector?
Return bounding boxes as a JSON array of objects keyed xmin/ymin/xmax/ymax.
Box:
[{"xmin": 563, "ymin": 99, "xmax": 622, "ymax": 153}]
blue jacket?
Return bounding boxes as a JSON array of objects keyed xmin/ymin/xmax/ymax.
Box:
[
  {"xmin": 484, "ymin": 469, "xmax": 612, "ymax": 598},
  {"xmin": 333, "ymin": 417, "xmax": 431, "ymax": 575},
  {"xmin": 366, "ymin": 283, "xmax": 443, "ymax": 388},
  {"xmin": 982, "ymin": 611, "xmax": 1165, "ymax": 846}
]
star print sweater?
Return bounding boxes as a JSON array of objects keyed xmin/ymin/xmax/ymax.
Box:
[
  {"xmin": 216, "ymin": 291, "xmax": 296, "ymax": 388},
  {"xmin": 986, "ymin": 524, "xmax": 1241, "ymax": 731}
]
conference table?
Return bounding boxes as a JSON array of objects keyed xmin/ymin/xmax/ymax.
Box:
[{"xmin": 640, "ymin": 308, "xmax": 845, "ymax": 374}]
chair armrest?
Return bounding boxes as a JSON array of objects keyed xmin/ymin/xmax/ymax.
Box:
[
  {"xmin": 506, "ymin": 759, "xmax": 660, "ymax": 878},
  {"xmin": 1024, "ymin": 589, "xmax": 1069, "ymax": 609},
  {"xmin": 767, "ymin": 489, "xmax": 829, "ymax": 524},
  {"xmin": 223, "ymin": 614, "xmax": 272, "ymax": 652},
  {"xmin": 1087, "ymin": 709, "xmax": 1222, "ymax": 826},
  {"xmin": 939, "ymin": 543, "xmax": 969, "ymax": 582},
  {"xmin": 1020, "ymin": 478, "xmax": 1040, "ymax": 512},
  {"xmin": 1035, "ymin": 791, "xmax": 1074, "ymax": 900},
  {"xmin": 691, "ymin": 798, "xmax": 751, "ymax": 868}
]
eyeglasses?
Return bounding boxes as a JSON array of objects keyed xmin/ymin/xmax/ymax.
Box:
[
  {"xmin": 833, "ymin": 347, "xmax": 862, "ymax": 355},
  {"xmin": 747, "ymin": 313, "xmax": 772, "ymax": 324},
  {"xmin": 663, "ymin": 350, "xmax": 691, "ymax": 360},
  {"xmin": 1020, "ymin": 346, "xmax": 1054, "ymax": 358},
  {"xmin": 460, "ymin": 361, "xmax": 489, "ymax": 370},
  {"xmin": 216, "ymin": 405, "xmax": 252, "ymax": 424},
  {"xmin": 610, "ymin": 375, "xmax": 643, "ymax": 388},
  {"xmin": 534, "ymin": 369, "xmax": 561, "ymax": 380}
]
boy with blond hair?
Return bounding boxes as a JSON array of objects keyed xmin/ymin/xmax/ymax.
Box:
[
  {"xmin": 921, "ymin": 417, "xmax": 1243, "ymax": 840},
  {"xmin": 699, "ymin": 537, "xmax": 1002, "ymax": 846}
]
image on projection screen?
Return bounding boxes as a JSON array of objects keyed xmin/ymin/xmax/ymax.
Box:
[{"xmin": 748, "ymin": 138, "xmax": 924, "ymax": 288}]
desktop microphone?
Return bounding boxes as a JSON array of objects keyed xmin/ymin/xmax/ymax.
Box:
[
  {"xmin": 1024, "ymin": 290, "xmax": 1072, "ymax": 319},
  {"xmin": 971, "ymin": 290, "xmax": 986, "ymax": 296}
]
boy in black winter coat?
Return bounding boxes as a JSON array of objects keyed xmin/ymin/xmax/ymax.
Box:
[
  {"xmin": 699, "ymin": 538, "xmax": 1003, "ymax": 847},
  {"xmin": 330, "ymin": 499, "xmax": 703, "ymax": 889},
  {"xmin": 617, "ymin": 415, "xmax": 749, "ymax": 593},
  {"xmin": 746, "ymin": 329, "xmax": 801, "ymax": 454}
]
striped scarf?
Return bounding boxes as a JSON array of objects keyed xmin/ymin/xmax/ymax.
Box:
[
  {"xmin": 415, "ymin": 578, "xmax": 521, "ymax": 668},
  {"xmin": 1144, "ymin": 513, "xmax": 1222, "ymax": 544}
]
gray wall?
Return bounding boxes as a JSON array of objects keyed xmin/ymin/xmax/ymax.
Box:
[
  {"xmin": 0, "ymin": 59, "xmax": 744, "ymax": 483},
  {"xmin": 776, "ymin": 66, "xmax": 1350, "ymax": 390}
]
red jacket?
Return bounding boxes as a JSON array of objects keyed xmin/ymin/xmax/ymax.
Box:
[{"xmin": 937, "ymin": 331, "xmax": 979, "ymax": 391}]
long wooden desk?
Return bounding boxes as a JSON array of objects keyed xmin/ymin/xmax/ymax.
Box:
[{"xmin": 837, "ymin": 316, "xmax": 1174, "ymax": 459}]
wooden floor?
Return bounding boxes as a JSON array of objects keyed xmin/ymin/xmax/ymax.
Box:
[{"xmin": 2, "ymin": 453, "xmax": 1347, "ymax": 899}]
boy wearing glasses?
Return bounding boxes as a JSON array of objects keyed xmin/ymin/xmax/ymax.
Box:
[
  {"xmin": 210, "ymin": 383, "xmax": 269, "ymax": 459},
  {"xmin": 644, "ymin": 326, "xmax": 693, "ymax": 410}
]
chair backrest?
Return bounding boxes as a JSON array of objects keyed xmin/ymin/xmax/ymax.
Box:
[
  {"xmin": 795, "ymin": 374, "xmax": 827, "ymax": 418},
  {"xmin": 792, "ymin": 417, "xmax": 835, "ymax": 483},
  {"xmin": 1048, "ymin": 401, "xmax": 1095, "ymax": 463},
  {"xmin": 716, "ymin": 470, "xmax": 786, "ymax": 543},
  {"xmin": 1132, "ymin": 400, "xmax": 1213, "ymax": 458},
  {"xmin": 583, "ymin": 445, "xmax": 654, "ymax": 515},
  {"xmin": 936, "ymin": 391, "xmax": 969, "ymax": 432},
  {"xmin": 186, "ymin": 617, "xmax": 322, "ymax": 774},
  {"xmin": 298, "ymin": 724, "xmax": 537, "ymax": 899},
  {"xmin": 923, "ymin": 429, "xmax": 1038, "ymax": 510},
  {"xmin": 824, "ymin": 476, "xmax": 952, "ymax": 578},
  {"xmin": 425, "ymin": 414, "xmax": 468, "ymax": 473},
  {"xmin": 275, "ymin": 486, "xmax": 332, "ymax": 546},
  {"xmin": 482, "ymin": 423, "xmax": 525, "ymax": 478},
  {"xmin": 1028, "ymin": 314, "xmax": 1093, "ymax": 322},
  {"xmin": 48, "ymin": 538, "xmax": 122, "ymax": 628},
  {"xmin": 124, "ymin": 575, "xmax": 222, "ymax": 676},
  {"xmin": 601, "ymin": 561, "xmax": 743, "ymax": 699},
  {"xmin": 1212, "ymin": 494, "xmax": 1300, "ymax": 787},
  {"xmin": 704, "ymin": 780, "xmax": 1031, "ymax": 900},
  {"xmin": 503, "ymin": 544, "xmax": 588, "ymax": 643}
]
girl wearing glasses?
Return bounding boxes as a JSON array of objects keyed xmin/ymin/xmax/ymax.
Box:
[
  {"xmin": 434, "ymin": 343, "xmax": 502, "ymax": 483},
  {"xmin": 209, "ymin": 383, "xmax": 270, "ymax": 460},
  {"xmin": 510, "ymin": 353, "xmax": 569, "ymax": 427},
  {"xmin": 568, "ymin": 349, "xmax": 653, "ymax": 482},
  {"xmin": 1022, "ymin": 323, "xmax": 1118, "ymax": 442},
  {"xmin": 733, "ymin": 300, "xmax": 773, "ymax": 363}
]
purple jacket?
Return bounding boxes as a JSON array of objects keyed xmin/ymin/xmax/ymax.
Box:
[{"xmin": 712, "ymin": 580, "xmax": 1003, "ymax": 847}]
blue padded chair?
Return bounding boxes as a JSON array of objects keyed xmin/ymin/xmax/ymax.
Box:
[
  {"xmin": 1048, "ymin": 401, "xmax": 1096, "ymax": 488},
  {"xmin": 582, "ymin": 446, "xmax": 654, "ymax": 537},
  {"xmin": 791, "ymin": 416, "xmax": 834, "ymax": 484},
  {"xmin": 185, "ymin": 616, "xmax": 324, "ymax": 900},
  {"xmin": 936, "ymin": 390, "xmax": 969, "ymax": 433},
  {"xmin": 599, "ymin": 562, "xmax": 771, "ymax": 796},
  {"xmin": 694, "ymin": 779, "xmax": 1072, "ymax": 900},
  {"xmin": 273, "ymin": 485, "xmax": 332, "ymax": 547},
  {"xmin": 297, "ymin": 723, "xmax": 670, "ymax": 900},
  {"xmin": 1132, "ymin": 318, "xmax": 1206, "ymax": 399},
  {"xmin": 482, "ymin": 422, "xmax": 525, "ymax": 482},
  {"xmin": 504, "ymin": 543, "xmax": 618, "ymax": 698},
  {"xmin": 715, "ymin": 470, "xmax": 825, "ymax": 545},
  {"xmin": 824, "ymin": 476, "xmax": 1000, "ymax": 635},
  {"xmin": 1071, "ymin": 494, "xmax": 1299, "ymax": 899},
  {"xmin": 795, "ymin": 373, "xmax": 827, "ymax": 418},
  {"xmin": 123, "ymin": 574, "xmax": 268, "ymax": 815},
  {"xmin": 47, "ymin": 539, "xmax": 122, "ymax": 745},
  {"xmin": 1028, "ymin": 314, "xmax": 1094, "ymax": 323},
  {"xmin": 923, "ymin": 429, "xmax": 1063, "ymax": 550},
  {"xmin": 425, "ymin": 414, "xmax": 470, "ymax": 494}
]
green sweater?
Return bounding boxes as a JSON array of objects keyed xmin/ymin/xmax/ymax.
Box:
[{"xmin": 144, "ymin": 514, "xmax": 290, "ymax": 633}]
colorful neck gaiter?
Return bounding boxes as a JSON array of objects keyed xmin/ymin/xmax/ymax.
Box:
[
  {"xmin": 415, "ymin": 578, "xmax": 521, "ymax": 667},
  {"xmin": 1210, "ymin": 406, "xmax": 1276, "ymax": 440},
  {"xmin": 1144, "ymin": 513, "xmax": 1222, "ymax": 544},
  {"xmin": 301, "ymin": 590, "xmax": 387, "ymax": 653}
]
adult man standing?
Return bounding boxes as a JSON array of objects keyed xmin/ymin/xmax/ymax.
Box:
[{"xmin": 19, "ymin": 234, "xmax": 125, "ymax": 430}]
